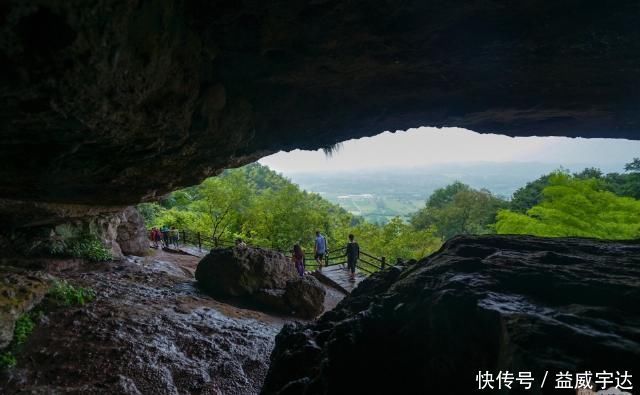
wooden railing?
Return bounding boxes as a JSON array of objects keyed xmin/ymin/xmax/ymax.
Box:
[{"xmin": 174, "ymin": 230, "xmax": 392, "ymax": 275}]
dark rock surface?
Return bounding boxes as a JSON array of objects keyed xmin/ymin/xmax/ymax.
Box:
[
  {"xmin": 196, "ymin": 247, "xmax": 326, "ymax": 318},
  {"xmin": 2, "ymin": 2, "xmax": 640, "ymax": 210},
  {"xmin": 196, "ymin": 247, "xmax": 299, "ymax": 297},
  {"xmin": 283, "ymin": 276, "xmax": 326, "ymax": 320},
  {"xmin": 1, "ymin": 250, "xmax": 284, "ymax": 394},
  {"xmin": 262, "ymin": 235, "xmax": 640, "ymax": 394}
]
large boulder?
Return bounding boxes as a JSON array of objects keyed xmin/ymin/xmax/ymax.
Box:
[
  {"xmin": 262, "ymin": 235, "xmax": 640, "ymax": 394},
  {"xmin": 196, "ymin": 247, "xmax": 298, "ymax": 297},
  {"xmin": 196, "ymin": 247, "xmax": 326, "ymax": 318},
  {"xmin": 115, "ymin": 207, "xmax": 148, "ymax": 256},
  {"xmin": 284, "ymin": 276, "xmax": 326, "ymax": 319}
]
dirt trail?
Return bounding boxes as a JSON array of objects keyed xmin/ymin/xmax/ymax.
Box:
[{"xmin": 1, "ymin": 249, "xmax": 316, "ymax": 394}]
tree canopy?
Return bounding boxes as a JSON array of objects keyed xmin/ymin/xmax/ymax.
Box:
[
  {"xmin": 139, "ymin": 163, "xmax": 441, "ymax": 263},
  {"xmin": 496, "ymin": 172, "xmax": 640, "ymax": 239},
  {"xmin": 411, "ymin": 182, "xmax": 507, "ymax": 239}
]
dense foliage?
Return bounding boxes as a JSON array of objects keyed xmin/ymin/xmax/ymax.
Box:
[
  {"xmin": 496, "ymin": 172, "xmax": 640, "ymax": 239},
  {"xmin": 411, "ymin": 182, "xmax": 508, "ymax": 239},
  {"xmin": 67, "ymin": 235, "xmax": 113, "ymax": 262},
  {"xmin": 510, "ymin": 160, "xmax": 640, "ymax": 212},
  {"xmin": 140, "ymin": 159, "xmax": 640, "ymax": 265},
  {"xmin": 139, "ymin": 164, "xmax": 442, "ymax": 262}
]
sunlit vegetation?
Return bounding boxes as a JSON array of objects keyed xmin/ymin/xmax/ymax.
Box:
[
  {"xmin": 496, "ymin": 172, "xmax": 640, "ymax": 239},
  {"xmin": 139, "ymin": 164, "xmax": 443, "ymax": 262},
  {"xmin": 139, "ymin": 159, "xmax": 640, "ymax": 266}
]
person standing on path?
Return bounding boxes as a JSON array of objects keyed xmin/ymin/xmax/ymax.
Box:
[
  {"xmin": 161, "ymin": 225, "xmax": 170, "ymax": 248},
  {"xmin": 292, "ymin": 244, "xmax": 305, "ymax": 277},
  {"xmin": 170, "ymin": 226, "xmax": 180, "ymax": 248},
  {"xmin": 345, "ymin": 234, "xmax": 360, "ymax": 282},
  {"xmin": 314, "ymin": 231, "xmax": 328, "ymax": 270}
]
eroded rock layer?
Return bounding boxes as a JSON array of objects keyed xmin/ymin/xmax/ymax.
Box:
[
  {"xmin": 262, "ymin": 235, "xmax": 640, "ymax": 394},
  {"xmin": 2, "ymin": 1, "xmax": 640, "ymax": 207}
]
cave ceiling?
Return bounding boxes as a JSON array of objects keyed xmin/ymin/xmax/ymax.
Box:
[{"xmin": 1, "ymin": 1, "xmax": 639, "ymax": 205}]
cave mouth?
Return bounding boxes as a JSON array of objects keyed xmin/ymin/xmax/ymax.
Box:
[
  {"xmin": 135, "ymin": 126, "xmax": 640, "ymax": 264},
  {"xmin": 2, "ymin": 1, "xmax": 640, "ymax": 391}
]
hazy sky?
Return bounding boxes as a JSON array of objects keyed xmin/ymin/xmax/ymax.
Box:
[{"xmin": 259, "ymin": 127, "xmax": 640, "ymax": 173}]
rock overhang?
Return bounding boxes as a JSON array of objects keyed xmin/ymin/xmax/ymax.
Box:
[{"xmin": 1, "ymin": 1, "xmax": 639, "ymax": 208}]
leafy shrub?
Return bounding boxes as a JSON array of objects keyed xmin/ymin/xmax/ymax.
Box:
[
  {"xmin": 0, "ymin": 352, "xmax": 16, "ymax": 369},
  {"xmin": 67, "ymin": 235, "xmax": 112, "ymax": 261},
  {"xmin": 13, "ymin": 314, "xmax": 35, "ymax": 345},
  {"xmin": 0, "ymin": 312, "xmax": 37, "ymax": 370},
  {"xmin": 48, "ymin": 240, "xmax": 66, "ymax": 256},
  {"xmin": 48, "ymin": 279, "xmax": 96, "ymax": 306}
]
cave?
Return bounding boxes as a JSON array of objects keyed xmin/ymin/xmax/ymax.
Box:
[{"xmin": 1, "ymin": 1, "xmax": 639, "ymax": 394}]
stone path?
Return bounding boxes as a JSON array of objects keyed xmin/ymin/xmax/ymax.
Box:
[{"xmin": 311, "ymin": 265, "xmax": 367, "ymax": 294}]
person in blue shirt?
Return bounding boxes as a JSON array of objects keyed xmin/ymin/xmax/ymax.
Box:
[{"xmin": 314, "ymin": 231, "xmax": 328, "ymax": 269}]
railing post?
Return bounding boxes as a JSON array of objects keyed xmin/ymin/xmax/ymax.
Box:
[
  {"xmin": 181, "ymin": 230, "xmax": 186, "ymax": 246},
  {"xmin": 197, "ymin": 232, "xmax": 202, "ymax": 251},
  {"xmin": 381, "ymin": 256, "xmax": 386, "ymax": 270},
  {"xmin": 325, "ymin": 252, "xmax": 329, "ymax": 267}
]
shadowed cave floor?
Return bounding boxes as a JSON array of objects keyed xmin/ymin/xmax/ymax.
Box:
[{"xmin": 0, "ymin": 250, "xmax": 344, "ymax": 394}]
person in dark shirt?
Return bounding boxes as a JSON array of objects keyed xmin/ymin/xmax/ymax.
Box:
[{"xmin": 345, "ymin": 234, "xmax": 360, "ymax": 282}]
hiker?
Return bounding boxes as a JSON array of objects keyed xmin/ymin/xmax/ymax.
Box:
[
  {"xmin": 161, "ymin": 225, "xmax": 170, "ymax": 248},
  {"xmin": 170, "ymin": 227, "xmax": 180, "ymax": 248},
  {"xmin": 345, "ymin": 234, "xmax": 360, "ymax": 282},
  {"xmin": 235, "ymin": 238, "xmax": 247, "ymax": 248},
  {"xmin": 314, "ymin": 231, "xmax": 328, "ymax": 269},
  {"xmin": 149, "ymin": 227, "xmax": 159, "ymax": 248},
  {"xmin": 292, "ymin": 244, "xmax": 305, "ymax": 277}
]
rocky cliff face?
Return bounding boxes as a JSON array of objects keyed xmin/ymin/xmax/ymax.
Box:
[
  {"xmin": 2, "ymin": 1, "xmax": 640, "ymax": 211},
  {"xmin": 0, "ymin": 206, "xmax": 148, "ymax": 261},
  {"xmin": 262, "ymin": 235, "xmax": 640, "ymax": 394}
]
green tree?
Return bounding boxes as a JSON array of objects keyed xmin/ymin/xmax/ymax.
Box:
[
  {"xmin": 624, "ymin": 157, "xmax": 640, "ymax": 172},
  {"xmin": 509, "ymin": 174, "xmax": 552, "ymax": 213},
  {"xmin": 496, "ymin": 172, "xmax": 640, "ymax": 239},
  {"xmin": 192, "ymin": 171, "xmax": 253, "ymax": 241},
  {"xmin": 411, "ymin": 183, "xmax": 507, "ymax": 239}
]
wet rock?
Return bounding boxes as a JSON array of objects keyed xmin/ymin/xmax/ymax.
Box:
[
  {"xmin": 284, "ymin": 276, "xmax": 325, "ymax": 319},
  {"xmin": 1, "ymin": 250, "xmax": 283, "ymax": 394},
  {"xmin": 262, "ymin": 235, "xmax": 640, "ymax": 394},
  {"xmin": 196, "ymin": 247, "xmax": 325, "ymax": 318},
  {"xmin": 0, "ymin": 267, "xmax": 51, "ymax": 348},
  {"xmin": 255, "ymin": 289, "xmax": 288, "ymax": 313},
  {"xmin": 115, "ymin": 207, "xmax": 148, "ymax": 256},
  {"xmin": 196, "ymin": 247, "xmax": 298, "ymax": 297}
]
